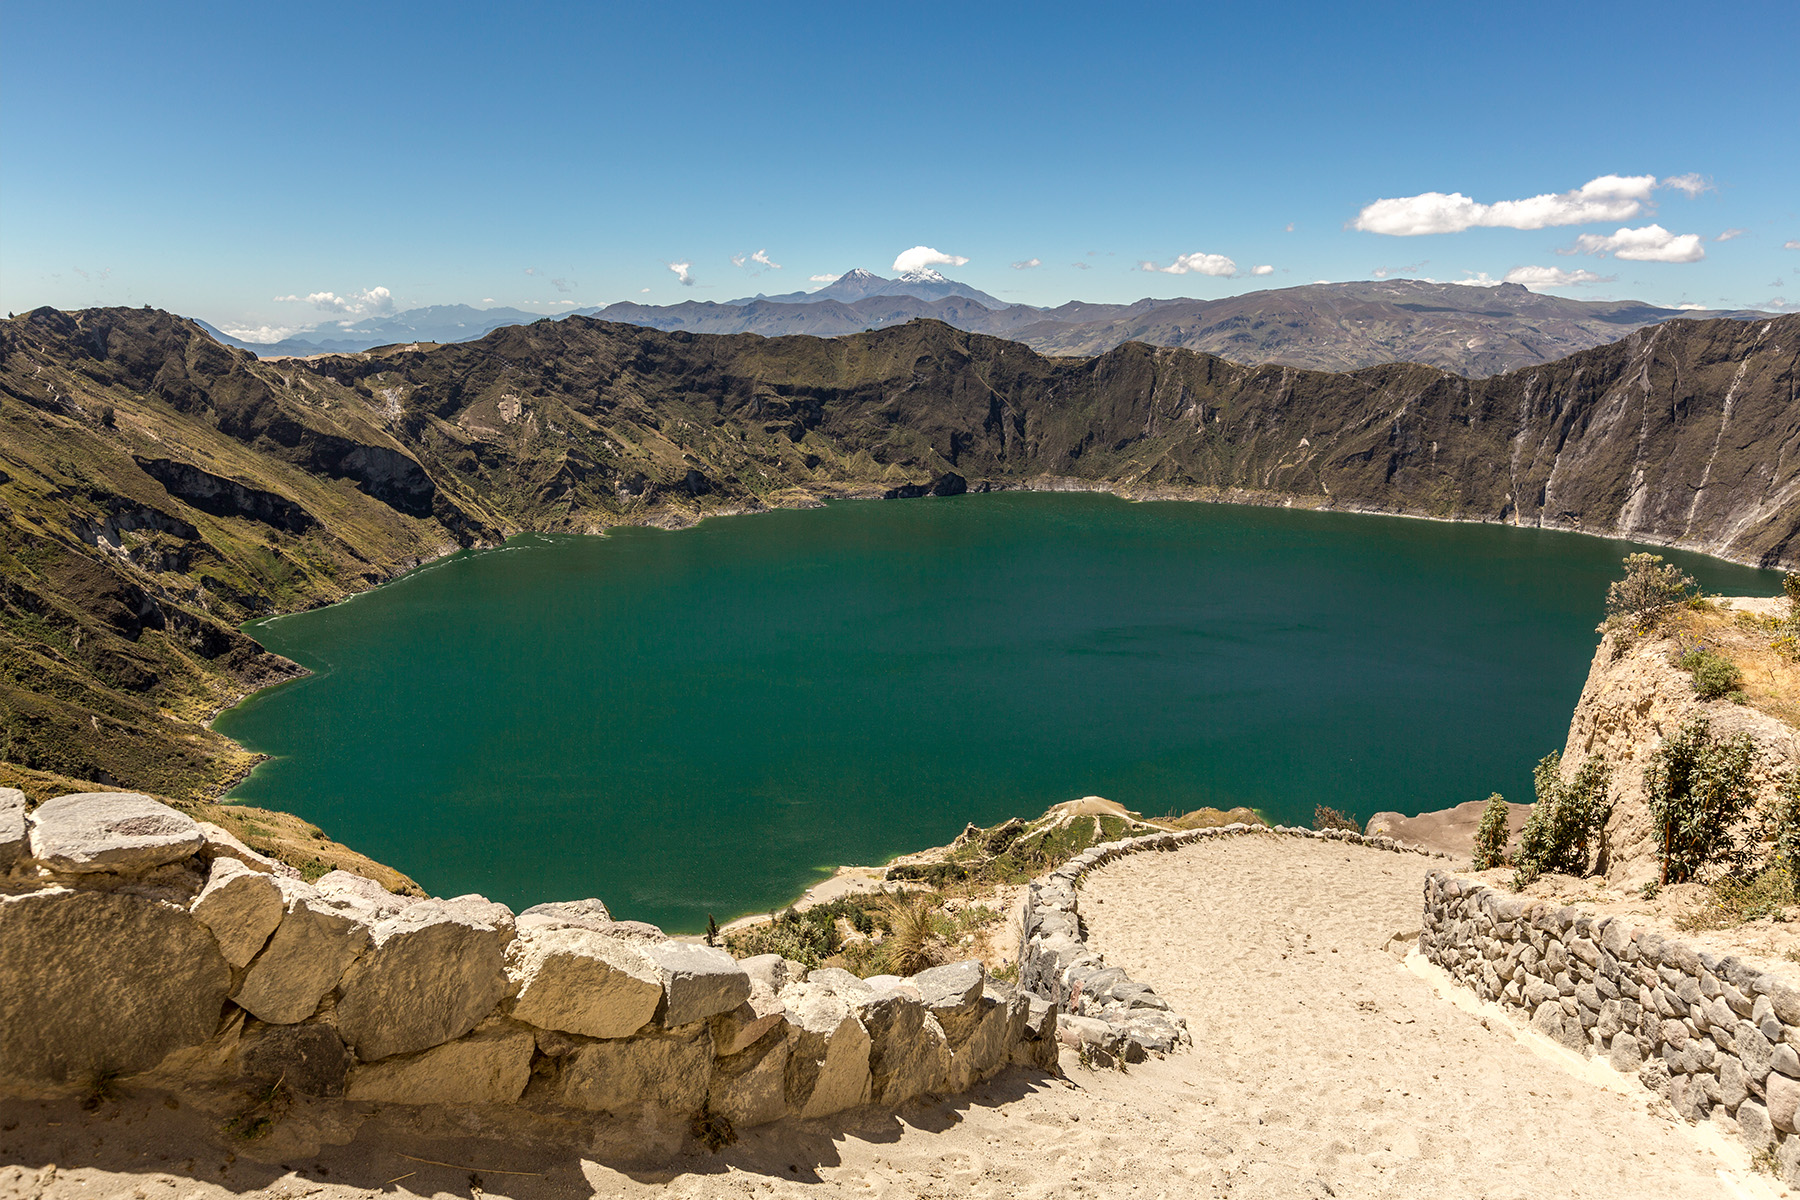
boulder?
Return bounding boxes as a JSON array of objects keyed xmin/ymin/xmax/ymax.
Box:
[
  {"xmin": 1767, "ymin": 1070, "xmax": 1800, "ymax": 1133},
  {"xmin": 505, "ymin": 926, "xmax": 662, "ymax": 1039},
  {"xmin": 739, "ymin": 954, "xmax": 807, "ymax": 994},
  {"xmin": 27, "ymin": 793, "xmax": 204, "ymax": 875},
  {"xmin": 237, "ymin": 1022, "xmax": 352, "ymax": 1098},
  {"xmin": 336, "ymin": 895, "xmax": 515, "ymax": 1062},
  {"xmin": 346, "ymin": 1023, "xmax": 534, "ymax": 1106},
  {"xmin": 0, "ymin": 787, "xmax": 26, "ymax": 871},
  {"xmin": 557, "ymin": 1026, "xmax": 712, "ymax": 1114},
  {"xmin": 948, "ymin": 984, "xmax": 1030, "ymax": 1091},
  {"xmin": 711, "ymin": 989, "xmax": 787, "ymax": 1057},
  {"xmin": 709, "ymin": 1028, "xmax": 791, "ymax": 1129},
  {"xmin": 189, "ymin": 858, "xmax": 284, "ymax": 967},
  {"xmin": 314, "ymin": 871, "xmax": 417, "ymax": 921},
  {"xmin": 909, "ymin": 961, "xmax": 986, "ymax": 1047},
  {"xmin": 234, "ymin": 878, "xmax": 374, "ymax": 1025},
  {"xmin": 857, "ymin": 987, "xmax": 950, "ymax": 1105},
  {"xmin": 517, "ymin": 897, "xmax": 610, "ymax": 928},
  {"xmin": 193, "ymin": 822, "xmax": 292, "ymax": 877},
  {"xmin": 0, "ymin": 888, "xmax": 230, "ymax": 1084},
  {"xmin": 780, "ymin": 981, "xmax": 871, "ymax": 1119},
  {"xmin": 1012, "ymin": 995, "xmax": 1061, "ymax": 1070},
  {"xmin": 643, "ymin": 942, "xmax": 751, "ymax": 1028}
]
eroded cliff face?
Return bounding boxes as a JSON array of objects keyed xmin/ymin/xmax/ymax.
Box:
[{"xmin": 1561, "ymin": 602, "xmax": 1800, "ymax": 887}]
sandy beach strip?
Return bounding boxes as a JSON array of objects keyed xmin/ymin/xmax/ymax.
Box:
[{"xmin": 0, "ymin": 834, "xmax": 1773, "ymax": 1199}]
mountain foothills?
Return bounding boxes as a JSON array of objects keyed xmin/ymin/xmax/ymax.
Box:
[
  {"xmin": 210, "ymin": 276, "xmax": 1770, "ymax": 379},
  {"xmin": 1, "ymin": 306, "xmax": 1796, "ymax": 802}
]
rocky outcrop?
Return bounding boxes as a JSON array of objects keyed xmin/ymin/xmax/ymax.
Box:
[
  {"xmin": 1422, "ymin": 871, "xmax": 1800, "ymax": 1185},
  {"xmin": 1561, "ymin": 608, "xmax": 1800, "ymax": 887},
  {"xmin": 0, "ymin": 791, "xmax": 1055, "ymax": 1134}
]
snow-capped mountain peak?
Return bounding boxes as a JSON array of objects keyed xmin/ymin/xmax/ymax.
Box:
[{"xmin": 897, "ymin": 268, "xmax": 950, "ymax": 284}]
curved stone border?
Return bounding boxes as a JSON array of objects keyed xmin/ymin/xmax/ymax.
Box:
[
  {"xmin": 1019, "ymin": 822, "xmax": 1444, "ymax": 1060},
  {"xmin": 1422, "ymin": 870, "xmax": 1800, "ymax": 1185}
]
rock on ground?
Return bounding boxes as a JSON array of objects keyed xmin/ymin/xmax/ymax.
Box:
[
  {"xmin": 335, "ymin": 896, "xmax": 514, "ymax": 1062},
  {"xmin": 26, "ymin": 793, "xmax": 204, "ymax": 875}
]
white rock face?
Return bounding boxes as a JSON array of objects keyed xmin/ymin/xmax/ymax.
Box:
[
  {"xmin": 335, "ymin": 895, "xmax": 515, "ymax": 1061},
  {"xmin": 1562, "ymin": 622, "xmax": 1800, "ymax": 886},
  {"xmin": 857, "ymin": 987, "xmax": 949, "ymax": 1105},
  {"xmin": 234, "ymin": 878, "xmax": 373, "ymax": 1024},
  {"xmin": 557, "ymin": 1026, "xmax": 713, "ymax": 1114},
  {"xmin": 346, "ymin": 1023, "xmax": 534, "ymax": 1106},
  {"xmin": 0, "ymin": 787, "xmax": 27, "ymax": 871},
  {"xmin": 27, "ymin": 792, "xmax": 204, "ymax": 875},
  {"xmin": 505, "ymin": 925, "xmax": 662, "ymax": 1039},
  {"xmin": 0, "ymin": 888, "xmax": 229, "ymax": 1084},
  {"xmin": 189, "ymin": 858, "xmax": 284, "ymax": 967},
  {"xmin": 643, "ymin": 942, "xmax": 751, "ymax": 1028},
  {"xmin": 314, "ymin": 870, "xmax": 417, "ymax": 920},
  {"xmin": 779, "ymin": 980, "xmax": 872, "ymax": 1118}
]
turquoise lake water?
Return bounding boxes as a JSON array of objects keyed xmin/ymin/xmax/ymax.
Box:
[{"xmin": 213, "ymin": 493, "xmax": 1782, "ymax": 931}]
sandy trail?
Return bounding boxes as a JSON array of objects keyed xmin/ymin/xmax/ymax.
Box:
[{"xmin": 0, "ymin": 837, "xmax": 1766, "ymax": 1199}]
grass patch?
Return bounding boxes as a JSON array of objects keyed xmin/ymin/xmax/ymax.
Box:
[{"xmin": 1674, "ymin": 868, "xmax": 1794, "ymax": 931}]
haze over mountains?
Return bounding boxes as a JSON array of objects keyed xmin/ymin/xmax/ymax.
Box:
[{"xmin": 205, "ymin": 274, "xmax": 1771, "ymax": 378}]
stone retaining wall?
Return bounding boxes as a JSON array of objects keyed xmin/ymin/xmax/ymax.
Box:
[
  {"xmin": 0, "ymin": 790, "xmax": 1057, "ymax": 1134},
  {"xmin": 1422, "ymin": 870, "xmax": 1800, "ymax": 1182},
  {"xmin": 1020, "ymin": 822, "xmax": 1444, "ymax": 1061}
]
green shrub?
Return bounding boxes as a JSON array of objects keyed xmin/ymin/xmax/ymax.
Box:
[
  {"xmin": 1604, "ymin": 553, "xmax": 1697, "ymax": 630},
  {"xmin": 1679, "ymin": 646, "xmax": 1744, "ymax": 700},
  {"xmin": 1675, "ymin": 867, "xmax": 1793, "ymax": 931},
  {"xmin": 1644, "ymin": 716, "xmax": 1758, "ymax": 884},
  {"xmin": 1513, "ymin": 752, "xmax": 1611, "ymax": 887},
  {"xmin": 1768, "ymin": 775, "xmax": 1800, "ymax": 898},
  {"xmin": 1312, "ymin": 804, "xmax": 1360, "ymax": 832},
  {"xmin": 1472, "ymin": 793, "xmax": 1511, "ymax": 870}
]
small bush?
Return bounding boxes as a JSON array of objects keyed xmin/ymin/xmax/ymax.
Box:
[
  {"xmin": 1644, "ymin": 716, "xmax": 1758, "ymax": 885},
  {"xmin": 880, "ymin": 893, "xmax": 946, "ymax": 977},
  {"xmin": 1472, "ymin": 793, "xmax": 1511, "ymax": 870},
  {"xmin": 1679, "ymin": 646, "xmax": 1744, "ymax": 700},
  {"xmin": 1768, "ymin": 776, "xmax": 1800, "ymax": 898},
  {"xmin": 1513, "ymin": 752, "xmax": 1612, "ymax": 887},
  {"xmin": 1674, "ymin": 867, "xmax": 1793, "ymax": 931},
  {"xmin": 1312, "ymin": 804, "xmax": 1360, "ymax": 832},
  {"xmin": 1604, "ymin": 553, "xmax": 1697, "ymax": 631}
]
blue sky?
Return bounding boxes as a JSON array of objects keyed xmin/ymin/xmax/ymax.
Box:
[{"xmin": 3, "ymin": 0, "xmax": 1796, "ymax": 339}]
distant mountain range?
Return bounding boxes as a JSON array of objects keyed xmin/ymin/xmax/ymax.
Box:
[{"xmin": 201, "ymin": 274, "xmax": 1772, "ymax": 378}]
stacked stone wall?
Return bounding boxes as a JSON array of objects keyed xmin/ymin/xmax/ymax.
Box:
[
  {"xmin": 0, "ymin": 790, "xmax": 1057, "ymax": 1134},
  {"xmin": 1423, "ymin": 870, "xmax": 1800, "ymax": 1181},
  {"xmin": 1020, "ymin": 822, "xmax": 1445, "ymax": 1060}
]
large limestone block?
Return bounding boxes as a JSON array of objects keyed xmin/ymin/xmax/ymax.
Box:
[
  {"xmin": 27, "ymin": 792, "xmax": 204, "ymax": 875},
  {"xmin": 857, "ymin": 988, "xmax": 949, "ymax": 1105},
  {"xmin": 194, "ymin": 822, "xmax": 292, "ymax": 877},
  {"xmin": 0, "ymin": 788, "xmax": 26, "ymax": 871},
  {"xmin": 909, "ymin": 961, "xmax": 986, "ymax": 1048},
  {"xmin": 234, "ymin": 878, "xmax": 373, "ymax": 1024},
  {"xmin": 779, "ymin": 982, "xmax": 871, "ymax": 1119},
  {"xmin": 190, "ymin": 858, "xmax": 284, "ymax": 967},
  {"xmin": 0, "ymin": 888, "xmax": 230, "ymax": 1084},
  {"xmin": 711, "ymin": 989, "xmax": 787, "ymax": 1058},
  {"xmin": 346, "ymin": 1024, "xmax": 534, "ymax": 1106},
  {"xmin": 558, "ymin": 1027, "xmax": 712, "ymax": 1114},
  {"xmin": 517, "ymin": 897, "xmax": 610, "ymax": 928},
  {"xmin": 710, "ymin": 1029, "xmax": 791, "ymax": 1129},
  {"xmin": 335, "ymin": 895, "xmax": 515, "ymax": 1061},
  {"xmin": 505, "ymin": 926, "xmax": 662, "ymax": 1039},
  {"xmin": 644, "ymin": 942, "xmax": 751, "ymax": 1028},
  {"xmin": 314, "ymin": 871, "xmax": 417, "ymax": 920},
  {"xmin": 948, "ymin": 984, "xmax": 1030, "ymax": 1092}
]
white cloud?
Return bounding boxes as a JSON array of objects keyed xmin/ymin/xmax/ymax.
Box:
[
  {"xmin": 1715, "ymin": 228, "xmax": 1747, "ymax": 242},
  {"xmin": 1677, "ymin": 303, "xmax": 1709, "ymax": 311},
  {"xmin": 1251, "ymin": 264, "xmax": 1274, "ymax": 276},
  {"xmin": 893, "ymin": 246, "xmax": 969, "ymax": 274},
  {"xmin": 809, "ymin": 273, "xmax": 841, "ymax": 284},
  {"xmin": 1140, "ymin": 252, "xmax": 1238, "ymax": 277},
  {"xmin": 524, "ymin": 267, "xmax": 539, "ymax": 276},
  {"xmin": 1451, "ymin": 273, "xmax": 1505, "ymax": 287},
  {"xmin": 1353, "ymin": 174, "xmax": 1657, "ymax": 236},
  {"xmin": 1563, "ymin": 223, "xmax": 1706, "ymax": 263},
  {"xmin": 481, "ymin": 297, "xmax": 495, "ymax": 303},
  {"xmin": 1070, "ymin": 261, "xmax": 1091, "ymax": 269},
  {"xmin": 1011, "ymin": 258, "xmax": 1041, "ymax": 270},
  {"xmin": 272, "ymin": 286, "xmax": 395, "ymax": 316},
  {"xmin": 1785, "ymin": 240, "xmax": 1800, "ymax": 251},
  {"xmin": 1284, "ymin": 223, "xmax": 1295, "ymax": 232},
  {"xmin": 639, "ymin": 287, "xmax": 651, "ymax": 293},
  {"xmin": 1761, "ymin": 297, "xmax": 1794, "ymax": 310},
  {"xmin": 1502, "ymin": 265, "xmax": 1613, "ymax": 288},
  {"xmin": 751, "ymin": 249, "xmax": 780, "ymax": 269},
  {"xmin": 1660, "ymin": 173, "xmax": 1713, "ymax": 197},
  {"xmin": 217, "ymin": 323, "xmax": 307, "ymax": 344},
  {"xmin": 667, "ymin": 261, "xmax": 694, "ymax": 286}
]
